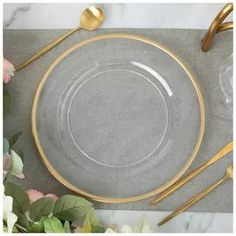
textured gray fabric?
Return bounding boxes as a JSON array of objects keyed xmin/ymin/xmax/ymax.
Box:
[{"xmin": 3, "ymin": 29, "xmax": 233, "ymax": 212}]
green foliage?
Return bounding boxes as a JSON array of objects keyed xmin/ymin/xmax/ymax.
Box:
[
  {"xmin": 27, "ymin": 216, "xmax": 71, "ymax": 233},
  {"xmin": 27, "ymin": 217, "xmax": 46, "ymax": 233},
  {"xmin": 4, "ymin": 184, "xmax": 105, "ymax": 233},
  {"xmin": 43, "ymin": 216, "xmax": 66, "ymax": 233},
  {"xmin": 9, "ymin": 131, "xmax": 23, "ymax": 148},
  {"xmin": 53, "ymin": 195, "xmax": 93, "ymax": 222},
  {"xmin": 3, "ymin": 134, "xmax": 24, "ymax": 180},
  {"xmin": 91, "ymin": 225, "xmax": 106, "ymax": 233},
  {"xmin": 4, "ymin": 181, "xmax": 30, "ymax": 216},
  {"xmin": 82, "ymin": 208, "xmax": 100, "ymax": 233},
  {"xmin": 64, "ymin": 221, "xmax": 71, "ymax": 233},
  {"xmin": 9, "ymin": 150, "xmax": 24, "ymax": 178},
  {"xmin": 16, "ymin": 149, "xmax": 24, "ymax": 162},
  {"xmin": 17, "ymin": 212, "xmax": 29, "ymax": 228},
  {"xmin": 29, "ymin": 197, "xmax": 55, "ymax": 221}
]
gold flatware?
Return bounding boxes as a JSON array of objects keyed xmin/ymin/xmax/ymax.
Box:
[
  {"xmin": 16, "ymin": 6, "xmax": 104, "ymax": 71},
  {"xmin": 158, "ymin": 165, "xmax": 233, "ymax": 226},
  {"xmin": 150, "ymin": 141, "xmax": 233, "ymax": 205},
  {"xmin": 201, "ymin": 3, "xmax": 233, "ymax": 52}
]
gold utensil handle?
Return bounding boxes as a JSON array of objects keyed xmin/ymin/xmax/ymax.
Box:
[
  {"xmin": 158, "ymin": 175, "xmax": 228, "ymax": 226},
  {"xmin": 150, "ymin": 141, "xmax": 233, "ymax": 205},
  {"xmin": 16, "ymin": 27, "xmax": 80, "ymax": 71},
  {"xmin": 201, "ymin": 3, "xmax": 233, "ymax": 52},
  {"xmin": 217, "ymin": 21, "xmax": 233, "ymax": 33}
]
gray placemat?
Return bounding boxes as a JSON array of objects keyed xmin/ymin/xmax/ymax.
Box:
[{"xmin": 3, "ymin": 29, "xmax": 233, "ymax": 213}]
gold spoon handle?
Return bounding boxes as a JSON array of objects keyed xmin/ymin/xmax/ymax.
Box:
[
  {"xmin": 158, "ymin": 175, "xmax": 228, "ymax": 226},
  {"xmin": 150, "ymin": 141, "xmax": 233, "ymax": 205},
  {"xmin": 16, "ymin": 26, "xmax": 81, "ymax": 71}
]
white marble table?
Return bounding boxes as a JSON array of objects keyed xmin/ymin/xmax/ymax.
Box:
[
  {"xmin": 3, "ymin": 3, "xmax": 233, "ymax": 29},
  {"xmin": 3, "ymin": 3, "xmax": 233, "ymax": 233}
]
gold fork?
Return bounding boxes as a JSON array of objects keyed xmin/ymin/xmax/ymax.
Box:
[{"xmin": 158, "ymin": 165, "xmax": 233, "ymax": 226}]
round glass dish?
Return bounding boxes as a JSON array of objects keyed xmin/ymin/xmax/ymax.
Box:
[{"xmin": 32, "ymin": 33, "xmax": 205, "ymax": 203}]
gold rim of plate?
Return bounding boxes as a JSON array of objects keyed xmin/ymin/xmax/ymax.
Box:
[{"xmin": 32, "ymin": 33, "xmax": 205, "ymax": 203}]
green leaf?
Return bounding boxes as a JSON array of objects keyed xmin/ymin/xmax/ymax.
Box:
[
  {"xmin": 9, "ymin": 131, "xmax": 23, "ymax": 148},
  {"xmin": 91, "ymin": 225, "xmax": 105, "ymax": 233},
  {"xmin": 10, "ymin": 150, "xmax": 24, "ymax": 178},
  {"xmin": 3, "ymin": 86, "xmax": 11, "ymax": 116},
  {"xmin": 27, "ymin": 216, "xmax": 47, "ymax": 233},
  {"xmin": 12, "ymin": 225, "xmax": 19, "ymax": 233},
  {"xmin": 4, "ymin": 181, "xmax": 30, "ymax": 217},
  {"xmin": 82, "ymin": 213, "xmax": 92, "ymax": 233},
  {"xmin": 43, "ymin": 216, "xmax": 65, "ymax": 233},
  {"xmin": 3, "ymin": 138, "xmax": 9, "ymax": 155},
  {"xmin": 64, "ymin": 221, "xmax": 71, "ymax": 233},
  {"xmin": 82, "ymin": 208, "xmax": 101, "ymax": 233},
  {"xmin": 17, "ymin": 149, "xmax": 24, "ymax": 162},
  {"xmin": 29, "ymin": 197, "xmax": 55, "ymax": 221},
  {"xmin": 17, "ymin": 212, "xmax": 29, "ymax": 228},
  {"xmin": 53, "ymin": 195, "xmax": 93, "ymax": 222}
]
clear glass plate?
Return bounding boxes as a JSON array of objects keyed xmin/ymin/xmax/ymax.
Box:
[{"xmin": 32, "ymin": 34, "xmax": 205, "ymax": 203}]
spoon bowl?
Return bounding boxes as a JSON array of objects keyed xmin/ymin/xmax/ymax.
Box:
[{"xmin": 80, "ymin": 6, "xmax": 105, "ymax": 31}]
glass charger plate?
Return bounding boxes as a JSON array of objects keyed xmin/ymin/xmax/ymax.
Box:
[{"xmin": 32, "ymin": 33, "xmax": 205, "ymax": 203}]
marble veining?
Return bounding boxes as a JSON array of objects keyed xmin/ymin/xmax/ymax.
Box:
[
  {"xmin": 96, "ymin": 210, "xmax": 232, "ymax": 233},
  {"xmin": 4, "ymin": 3, "xmax": 31, "ymax": 28},
  {"xmin": 3, "ymin": 3, "xmax": 233, "ymax": 29}
]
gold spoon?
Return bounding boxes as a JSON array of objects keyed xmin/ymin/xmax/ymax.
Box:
[
  {"xmin": 16, "ymin": 6, "xmax": 104, "ymax": 71},
  {"xmin": 158, "ymin": 165, "xmax": 233, "ymax": 226}
]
